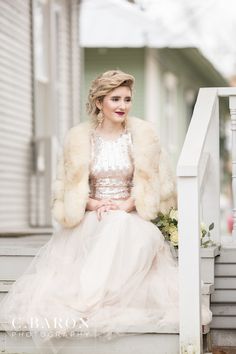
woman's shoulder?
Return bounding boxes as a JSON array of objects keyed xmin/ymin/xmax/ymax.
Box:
[
  {"xmin": 64, "ymin": 121, "xmax": 92, "ymax": 144},
  {"xmin": 128, "ymin": 116, "xmax": 159, "ymax": 139}
]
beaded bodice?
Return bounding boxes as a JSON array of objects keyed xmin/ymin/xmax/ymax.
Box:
[{"xmin": 89, "ymin": 130, "xmax": 134, "ymax": 200}]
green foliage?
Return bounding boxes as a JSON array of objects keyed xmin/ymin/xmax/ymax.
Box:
[{"xmin": 151, "ymin": 208, "xmax": 215, "ymax": 248}]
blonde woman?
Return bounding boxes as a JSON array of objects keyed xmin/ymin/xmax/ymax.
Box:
[{"xmin": 0, "ymin": 70, "xmax": 211, "ymax": 353}]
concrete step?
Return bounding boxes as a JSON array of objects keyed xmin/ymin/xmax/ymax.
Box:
[
  {"xmin": 215, "ymin": 276, "xmax": 236, "ymax": 289},
  {"xmin": 211, "ymin": 289, "xmax": 236, "ymax": 302},
  {"xmin": 215, "ymin": 264, "xmax": 236, "ymax": 277},
  {"xmin": 211, "ymin": 304, "xmax": 236, "ymax": 316},
  {"xmin": 211, "ymin": 316, "xmax": 236, "ymax": 329}
]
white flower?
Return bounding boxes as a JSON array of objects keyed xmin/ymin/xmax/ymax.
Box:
[
  {"xmin": 169, "ymin": 209, "xmax": 178, "ymax": 221},
  {"xmin": 169, "ymin": 226, "xmax": 178, "ymax": 246},
  {"xmin": 200, "ymin": 222, "xmax": 207, "ymax": 232}
]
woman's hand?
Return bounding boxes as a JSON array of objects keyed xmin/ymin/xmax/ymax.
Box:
[
  {"xmin": 86, "ymin": 198, "xmax": 119, "ymax": 221},
  {"xmin": 96, "ymin": 203, "xmax": 119, "ymax": 221},
  {"xmin": 115, "ymin": 197, "xmax": 136, "ymax": 213},
  {"xmin": 86, "ymin": 198, "xmax": 114, "ymax": 211}
]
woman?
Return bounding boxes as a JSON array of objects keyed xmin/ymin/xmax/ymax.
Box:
[{"xmin": 0, "ymin": 70, "xmax": 211, "ymax": 353}]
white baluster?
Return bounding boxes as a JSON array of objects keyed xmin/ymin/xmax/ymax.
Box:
[{"xmin": 229, "ymin": 96, "xmax": 236, "ymax": 242}]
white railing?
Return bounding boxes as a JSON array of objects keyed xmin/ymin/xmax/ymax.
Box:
[{"xmin": 177, "ymin": 87, "xmax": 236, "ymax": 353}]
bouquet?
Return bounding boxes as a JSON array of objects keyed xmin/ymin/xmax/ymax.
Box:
[{"xmin": 151, "ymin": 208, "xmax": 214, "ymax": 248}]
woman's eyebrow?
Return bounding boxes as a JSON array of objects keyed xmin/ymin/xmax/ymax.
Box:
[{"xmin": 110, "ymin": 95, "xmax": 131, "ymax": 98}]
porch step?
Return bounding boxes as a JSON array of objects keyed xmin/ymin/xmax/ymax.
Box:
[
  {"xmin": 0, "ymin": 281, "xmax": 213, "ymax": 321},
  {"xmin": 0, "ymin": 239, "xmax": 213, "ymax": 353},
  {"xmin": 0, "ymin": 235, "xmax": 51, "ymax": 280},
  {"xmin": 0, "ymin": 330, "xmax": 180, "ymax": 354},
  {"xmin": 211, "ymin": 248, "xmax": 236, "ymax": 333}
]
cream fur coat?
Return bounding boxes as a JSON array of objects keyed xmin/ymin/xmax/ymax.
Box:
[{"xmin": 52, "ymin": 116, "xmax": 177, "ymax": 228}]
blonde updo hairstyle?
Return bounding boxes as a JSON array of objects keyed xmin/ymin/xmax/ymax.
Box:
[{"xmin": 86, "ymin": 70, "xmax": 135, "ymax": 125}]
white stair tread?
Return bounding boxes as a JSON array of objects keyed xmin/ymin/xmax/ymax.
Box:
[
  {"xmin": 0, "ymin": 235, "xmax": 51, "ymax": 256},
  {"xmin": 0, "ymin": 280, "xmax": 214, "ymax": 293},
  {"xmin": 0, "ymin": 321, "xmax": 179, "ymax": 334},
  {"xmin": 0, "ymin": 322, "xmax": 210, "ymax": 335},
  {"xmin": 0, "ymin": 331, "xmax": 179, "ymax": 354}
]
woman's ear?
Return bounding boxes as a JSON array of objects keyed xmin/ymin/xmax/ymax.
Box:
[{"xmin": 95, "ymin": 99, "xmax": 102, "ymax": 111}]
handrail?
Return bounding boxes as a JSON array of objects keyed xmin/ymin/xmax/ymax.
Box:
[
  {"xmin": 177, "ymin": 86, "xmax": 236, "ymax": 353},
  {"xmin": 177, "ymin": 88, "xmax": 218, "ymax": 177}
]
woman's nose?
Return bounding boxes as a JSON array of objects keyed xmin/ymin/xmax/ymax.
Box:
[{"xmin": 119, "ymin": 100, "xmax": 126, "ymax": 110}]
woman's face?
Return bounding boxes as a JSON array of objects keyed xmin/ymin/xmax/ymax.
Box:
[{"xmin": 97, "ymin": 86, "xmax": 132, "ymax": 126}]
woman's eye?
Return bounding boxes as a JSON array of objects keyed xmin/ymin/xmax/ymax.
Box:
[{"xmin": 111, "ymin": 98, "xmax": 131, "ymax": 102}]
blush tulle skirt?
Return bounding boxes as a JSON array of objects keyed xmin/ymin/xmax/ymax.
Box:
[{"xmin": 0, "ymin": 210, "xmax": 212, "ymax": 353}]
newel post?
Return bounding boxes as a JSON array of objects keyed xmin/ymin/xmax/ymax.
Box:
[
  {"xmin": 229, "ymin": 96, "xmax": 236, "ymax": 242},
  {"xmin": 178, "ymin": 176, "xmax": 202, "ymax": 354}
]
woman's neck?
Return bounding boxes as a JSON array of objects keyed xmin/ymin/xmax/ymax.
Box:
[{"xmin": 96, "ymin": 120, "xmax": 124, "ymax": 137}]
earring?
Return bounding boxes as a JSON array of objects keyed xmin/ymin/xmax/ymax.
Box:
[{"xmin": 97, "ymin": 110, "xmax": 104, "ymax": 127}]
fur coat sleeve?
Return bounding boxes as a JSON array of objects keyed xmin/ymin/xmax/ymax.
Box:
[
  {"xmin": 128, "ymin": 117, "xmax": 177, "ymax": 220},
  {"xmin": 51, "ymin": 122, "xmax": 91, "ymax": 228}
]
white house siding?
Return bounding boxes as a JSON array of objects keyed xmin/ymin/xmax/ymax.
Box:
[
  {"xmin": 55, "ymin": 0, "xmax": 71, "ymax": 144},
  {"xmin": 30, "ymin": 0, "xmax": 81, "ymax": 227},
  {"xmin": 56, "ymin": 0, "xmax": 81, "ymax": 145},
  {"xmin": 0, "ymin": 0, "xmax": 81, "ymax": 231},
  {"xmin": 0, "ymin": 0, "xmax": 33, "ymax": 232}
]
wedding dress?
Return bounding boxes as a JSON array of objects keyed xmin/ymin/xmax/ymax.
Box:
[{"xmin": 0, "ymin": 129, "xmax": 212, "ymax": 353}]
